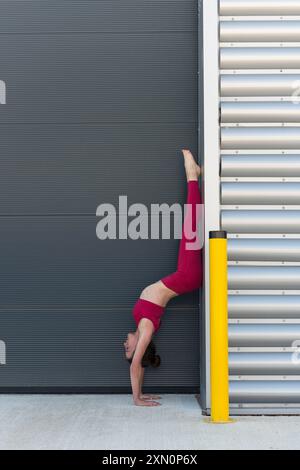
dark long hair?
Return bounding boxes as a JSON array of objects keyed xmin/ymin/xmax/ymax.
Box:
[{"xmin": 127, "ymin": 340, "xmax": 161, "ymax": 368}]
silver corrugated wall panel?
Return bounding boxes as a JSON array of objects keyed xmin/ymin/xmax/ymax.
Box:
[
  {"xmin": 228, "ymin": 266, "xmax": 300, "ymax": 290},
  {"xmin": 222, "ymin": 182, "xmax": 300, "ymax": 205},
  {"xmin": 222, "ymin": 210, "xmax": 300, "ymax": 233},
  {"xmin": 221, "ymin": 48, "xmax": 300, "ymax": 70},
  {"xmin": 229, "ymin": 352, "xmax": 300, "ymax": 375},
  {"xmin": 229, "ymin": 295, "xmax": 300, "ymax": 319},
  {"xmin": 221, "ymin": 128, "xmax": 300, "ymax": 150},
  {"xmin": 222, "ymin": 102, "xmax": 300, "ymax": 123},
  {"xmin": 221, "ymin": 74, "xmax": 300, "ymax": 98},
  {"xmin": 220, "ymin": 0, "xmax": 300, "ymax": 16},
  {"xmin": 221, "ymin": 155, "xmax": 300, "ymax": 177},
  {"xmin": 229, "ymin": 323, "xmax": 300, "ymax": 347},
  {"xmin": 220, "ymin": 21, "xmax": 300, "ymax": 43},
  {"xmin": 230, "ymin": 381, "xmax": 300, "ymax": 404},
  {"xmin": 228, "ymin": 238, "xmax": 300, "ymax": 261},
  {"xmin": 217, "ymin": 0, "xmax": 300, "ymax": 409}
]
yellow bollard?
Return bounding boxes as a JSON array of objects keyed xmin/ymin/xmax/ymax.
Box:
[{"xmin": 209, "ymin": 230, "xmax": 232, "ymax": 424}]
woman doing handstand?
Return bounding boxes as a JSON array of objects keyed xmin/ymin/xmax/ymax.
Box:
[{"xmin": 123, "ymin": 149, "xmax": 203, "ymax": 406}]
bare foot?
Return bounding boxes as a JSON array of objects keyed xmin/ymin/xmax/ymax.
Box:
[{"xmin": 182, "ymin": 149, "xmax": 201, "ymax": 181}]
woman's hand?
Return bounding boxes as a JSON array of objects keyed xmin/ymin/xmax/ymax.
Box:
[{"xmin": 134, "ymin": 398, "xmax": 161, "ymax": 407}]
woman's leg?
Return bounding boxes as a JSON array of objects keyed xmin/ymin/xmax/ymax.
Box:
[
  {"xmin": 160, "ymin": 178, "xmax": 202, "ymax": 295},
  {"xmin": 139, "ymin": 150, "xmax": 202, "ymax": 305}
]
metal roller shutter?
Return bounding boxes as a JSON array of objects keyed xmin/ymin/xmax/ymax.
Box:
[
  {"xmin": 0, "ymin": 1, "xmax": 200, "ymax": 392},
  {"xmin": 202, "ymin": 0, "xmax": 300, "ymax": 413}
]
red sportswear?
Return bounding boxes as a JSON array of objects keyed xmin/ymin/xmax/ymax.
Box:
[{"xmin": 133, "ymin": 180, "xmax": 203, "ymax": 333}]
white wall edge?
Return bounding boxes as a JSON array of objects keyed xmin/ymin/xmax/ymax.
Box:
[{"xmin": 202, "ymin": 0, "xmax": 221, "ymax": 410}]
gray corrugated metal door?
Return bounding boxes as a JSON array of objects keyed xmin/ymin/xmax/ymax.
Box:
[
  {"xmin": 0, "ymin": 1, "xmax": 200, "ymax": 391},
  {"xmin": 219, "ymin": 0, "xmax": 300, "ymax": 411}
]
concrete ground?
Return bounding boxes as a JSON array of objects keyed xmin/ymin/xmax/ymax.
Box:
[{"xmin": 0, "ymin": 394, "xmax": 300, "ymax": 450}]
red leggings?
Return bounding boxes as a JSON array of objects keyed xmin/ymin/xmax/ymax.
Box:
[{"xmin": 160, "ymin": 180, "xmax": 202, "ymax": 295}]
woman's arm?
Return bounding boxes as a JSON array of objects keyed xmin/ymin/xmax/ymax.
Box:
[
  {"xmin": 139, "ymin": 366, "xmax": 145, "ymax": 397},
  {"xmin": 139, "ymin": 367, "xmax": 161, "ymax": 400},
  {"xmin": 129, "ymin": 327, "xmax": 161, "ymax": 406},
  {"xmin": 130, "ymin": 362, "xmax": 143, "ymax": 404},
  {"xmin": 130, "ymin": 364, "xmax": 160, "ymax": 406}
]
